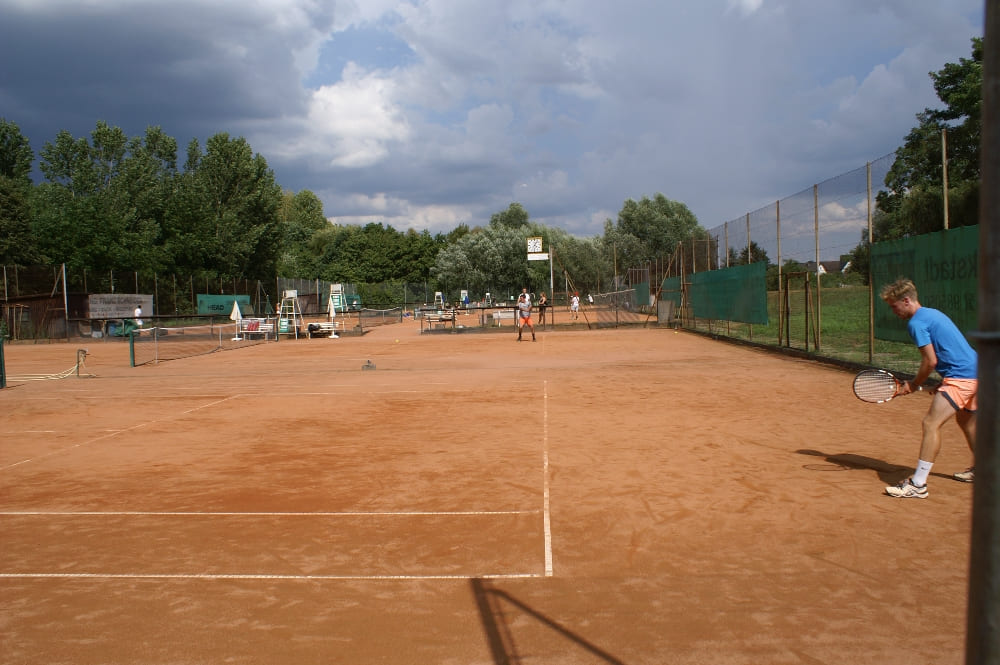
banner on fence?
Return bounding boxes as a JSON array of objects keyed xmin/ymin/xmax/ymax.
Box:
[
  {"xmin": 88, "ymin": 294, "xmax": 154, "ymax": 319},
  {"xmin": 872, "ymin": 225, "xmax": 978, "ymax": 343},
  {"xmin": 661, "ymin": 262, "xmax": 768, "ymax": 325},
  {"xmin": 196, "ymin": 294, "xmax": 252, "ymax": 316}
]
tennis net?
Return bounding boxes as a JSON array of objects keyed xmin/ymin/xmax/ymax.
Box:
[
  {"xmin": 359, "ymin": 307, "xmax": 403, "ymax": 328},
  {"xmin": 129, "ymin": 322, "xmax": 270, "ymax": 366}
]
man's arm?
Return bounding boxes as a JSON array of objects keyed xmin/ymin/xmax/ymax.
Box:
[{"xmin": 902, "ymin": 343, "xmax": 937, "ymax": 393}]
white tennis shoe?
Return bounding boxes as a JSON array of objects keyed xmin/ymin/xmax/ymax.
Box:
[
  {"xmin": 953, "ymin": 467, "xmax": 974, "ymax": 483},
  {"xmin": 885, "ymin": 478, "xmax": 929, "ymax": 499}
]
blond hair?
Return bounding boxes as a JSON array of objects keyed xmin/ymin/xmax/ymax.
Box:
[{"xmin": 879, "ymin": 278, "xmax": 917, "ymax": 303}]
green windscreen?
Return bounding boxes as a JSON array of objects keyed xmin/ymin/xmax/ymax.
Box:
[
  {"xmin": 634, "ymin": 281, "xmax": 650, "ymax": 309},
  {"xmin": 872, "ymin": 225, "xmax": 978, "ymax": 343},
  {"xmin": 661, "ymin": 262, "xmax": 768, "ymax": 325}
]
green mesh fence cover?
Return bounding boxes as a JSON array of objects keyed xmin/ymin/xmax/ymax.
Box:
[
  {"xmin": 661, "ymin": 262, "xmax": 768, "ymax": 324},
  {"xmin": 634, "ymin": 281, "xmax": 650, "ymax": 309},
  {"xmin": 872, "ymin": 225, "xmax": 978, "ymax": 343}
]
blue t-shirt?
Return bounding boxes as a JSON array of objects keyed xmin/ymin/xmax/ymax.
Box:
[{"xmin": 907, "ymin": 307, "xmax": 977, "ymax": 379}]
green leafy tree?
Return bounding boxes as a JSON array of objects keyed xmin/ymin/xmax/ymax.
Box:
[
  {"xmin": 0, "ymin": 177, "xmax": 38, "ymax": 264},
  {"xmin": 310, "ymin": 222, "xmax": 442, "ymax": 286},
  {"xmin": 489, "ymin": 202, "xmax": 530, "ymax": 229},
  {"xmin": 0, "ymin": 118, "xmax": 34, "ymax": 185},
  {"xmin": 104, "ymin": 126, "xmax": 178, "ymax": 272},
  {"xmin": 553, "ymin": 230, "xmax": 607, "ymax": 297},
  {"xmin": 728, "ymin": 241, "xmax": 770, "ymax": 266},
  {"xmin": 432, "ymin": 224, "xmax": 532, "ymax": 300},
  {"xmin": 33, "ymin": 125, "xmax": 116, "ymax": 269},
  {"xmin": 277, "ymin": 189, "xmax": 328, "ymax": 277},
  {"xmin": 0, "ymin": 119, "xmax": 38, "ymax": 264},
  {"xmin": 172, "ymin": 133, "xmax": 283, "ymax": 279},
  {"xmin": 876, "ymin": 37, "xmax": 981, "ymax": 240},
  {"xmin": 611, "ymin": 194, "xmax": 701, "ymax": 266},
  {"xmin": 32, "ymin": 122, "xmax": 178, "ymax": 273}
]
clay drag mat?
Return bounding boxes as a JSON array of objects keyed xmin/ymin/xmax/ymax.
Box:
[{"xmin": 0, "ymin": 323, "xmax": 974, "ymax": 664}]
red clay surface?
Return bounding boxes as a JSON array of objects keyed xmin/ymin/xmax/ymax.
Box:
[{"xmin": 0, "ymin": 319, "xmax": 974, "ymax": 664}]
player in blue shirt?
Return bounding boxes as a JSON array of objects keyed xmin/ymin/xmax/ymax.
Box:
[{"xmin": 879, "ymin": 279, "xmax": 977, "ymax": 498}]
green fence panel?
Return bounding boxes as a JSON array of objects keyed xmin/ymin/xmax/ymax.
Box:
[
  {"xmin": 196, "ymin": 294, "xmax": 253, "ymax": 316},
  {"xmin": 661, "ymin": 275, "xmax": 683, "ymax": 307},
  {"xmin": 634, "ymin": 281, "xmax": 650, "ymax": 309},
  {"xmin": 872, "ymin": 225, "xmax": 978, "ymax": 343},
  {"xmin": 660, "ymin": 262, "xmax": 768, "ymax": 324}
]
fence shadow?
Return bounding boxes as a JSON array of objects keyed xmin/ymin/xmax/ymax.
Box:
[{"xmin": 470, "ymin": 578, "xmax": 628, "ymax": 665}]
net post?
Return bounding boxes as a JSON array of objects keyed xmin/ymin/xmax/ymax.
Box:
[{"xmin": 129, "ymin": 330, "xmax": 136, "ymax": 367}]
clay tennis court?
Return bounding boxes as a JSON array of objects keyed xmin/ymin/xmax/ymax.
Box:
[{"xmin": 1, "ymin": 321, "xmax": 974, "ymax": 664}]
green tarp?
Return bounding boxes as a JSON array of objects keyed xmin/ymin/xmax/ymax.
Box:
[
  {"xmin": 196, "ymin": 294, "xmax": 252, "ymax": 316},
  {"xmin": 871, "ymin": 225, "xmax": 978, "ymax": 343},
  {"xmin": 661, "ymin": 262, "xmax": 768, "ymax": 325}
]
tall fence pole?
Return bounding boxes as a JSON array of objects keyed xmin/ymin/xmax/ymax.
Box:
[
  {"xmin": 966, "ymin": 2, "xmax": 999, "ymax": 662},
  {"xmin": 61, "ymin": 263, "xmax": 69, "ymax": 340},
  {"xmin": 776, "ymin": 201, "xmax": 782, "ymax": 346},
  {"xmin": 942, "ymin": 128, "xmax": 950, "ymax": 230},
  {"xmin": 867, "ymin": 162, "xmax": 874, "ymax": 365},
  {"xmin": 814, "ymin": 183, "xmax": 821, "ymax": 350}
]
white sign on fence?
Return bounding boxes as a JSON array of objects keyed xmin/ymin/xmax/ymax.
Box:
[{"xmin": 88, "ymin": 294, "xmax": 153, "ymax": 318}]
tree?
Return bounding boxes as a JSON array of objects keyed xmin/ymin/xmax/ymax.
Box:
[
  {"xmin": 0, "ymin": 119, "xmax": 38, "ymax": 263},
  {"xmin": 728, "ymin": 241, "xmax": 770, "ymax": 266},
  {"xmin": 553, "ymin": 230, "xmax": 607, "ymax": 296},
  {"xmin": 875, "ymin": 37, "xmax": 982, "ymax": 240},
  {"xmin": 489, "ymin": 202, "xmax": 530, "ymax": 229},
  {"xmin": 432, "ymin": 224, "xmax": 532, "ymax": 300},
  {"xmin": 171, "ymin": 133, "xmax": 283, "ymax": 279},
  {"xmin": 277, "ymin": 189, "xmax": 328, "ymax": 277},
  {"xmin": 31, "ymin": 122, "xmax": 177, "ymax": 273},
  {"xmin": 604, "ymin": 194, "xmax": 704, "ymax": 281},
  {"xmin": 0, "ymin": 118, "xmax": 33, "ymax": 185},
  {"xmin": 0, "ymin": 177, "xmax": 38, "ymax": 264}
]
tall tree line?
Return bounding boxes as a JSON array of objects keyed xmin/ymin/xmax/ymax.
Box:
[{"xmin": 0, "ymin": 119, "xmax": 707, "ymax": 299}]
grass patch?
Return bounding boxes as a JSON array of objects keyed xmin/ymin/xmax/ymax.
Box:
[{"xmin": 686, "ymin": 285, "xmax": 922, "ymax": 376}]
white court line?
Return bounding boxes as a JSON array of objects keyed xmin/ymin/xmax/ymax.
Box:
[
  {"xmin": 0, "ymin": 394, "xmax": 241, "ymax": 471},
  {"xmin": 0, "ymin": 510, "xmax": 538, "ymax": 517},
  {"xmin": 0, "ymin": 572, "xmax": 544, "ymax": 580},
  {"xmin": 543, "ymin": 379, "xmax": 553, "ymax": 577}
]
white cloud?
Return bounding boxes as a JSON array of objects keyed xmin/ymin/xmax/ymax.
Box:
[
  {"xmin": 275, "ymin": 62, "xmax": 410, "ymax": 168},
  {"xmin": 727, "ymin": 0, "xmax": 765, "ymax": 17}
]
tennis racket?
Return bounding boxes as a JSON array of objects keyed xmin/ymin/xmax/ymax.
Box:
[{"xmin": 852, "ymin": 369, "xmax": 921, "ymax": 403}]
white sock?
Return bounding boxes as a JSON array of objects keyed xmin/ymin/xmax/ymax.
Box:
[{"xmin": 912, "ymin": 460, "xmax": 934, "ymax": 486}]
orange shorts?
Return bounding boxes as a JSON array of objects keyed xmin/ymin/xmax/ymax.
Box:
[
  {"xmin": 519, "ymin": 315, "xmax": 533, "ymax": 327},
  {"xmin": 938, "ymin": 378, "xmax": 977, "ymax": 412}
]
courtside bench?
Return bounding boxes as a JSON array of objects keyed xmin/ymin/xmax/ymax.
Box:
[
  {"xmin": 239, "ymin": 318, "xmax": 274, "ymax": 339},
  {"xmin": 422, "ymin": 310, "xmax": 456, "ymax": 331},
  {"xmin": 307, "ymin": 321, "xmax": 344, "ymax": 338},
  {"xmin": 491, "ymin": 310, "xmax": 516, "ymax": 326}
]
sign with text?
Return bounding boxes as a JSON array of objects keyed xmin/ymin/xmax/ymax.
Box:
[
  {"xmin": 872, "ymin": 225, "xmax": 978, "ymax": 343},
  {"xmin": 197, "ymin": 294, "xmax": 251, "ymax": 316},
  {"xmin": 88, "ymin": 294, "xmax": 154, "ymax": 319}
]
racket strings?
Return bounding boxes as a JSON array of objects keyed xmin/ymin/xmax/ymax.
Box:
[{"xmin": 853, "ymin": 371, "xmax": 898, "ymax": 402}]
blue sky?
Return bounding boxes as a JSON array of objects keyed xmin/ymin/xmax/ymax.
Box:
[{"xmin": 0, "ymin": 0, "xmax": 984, "ymax": 239}]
